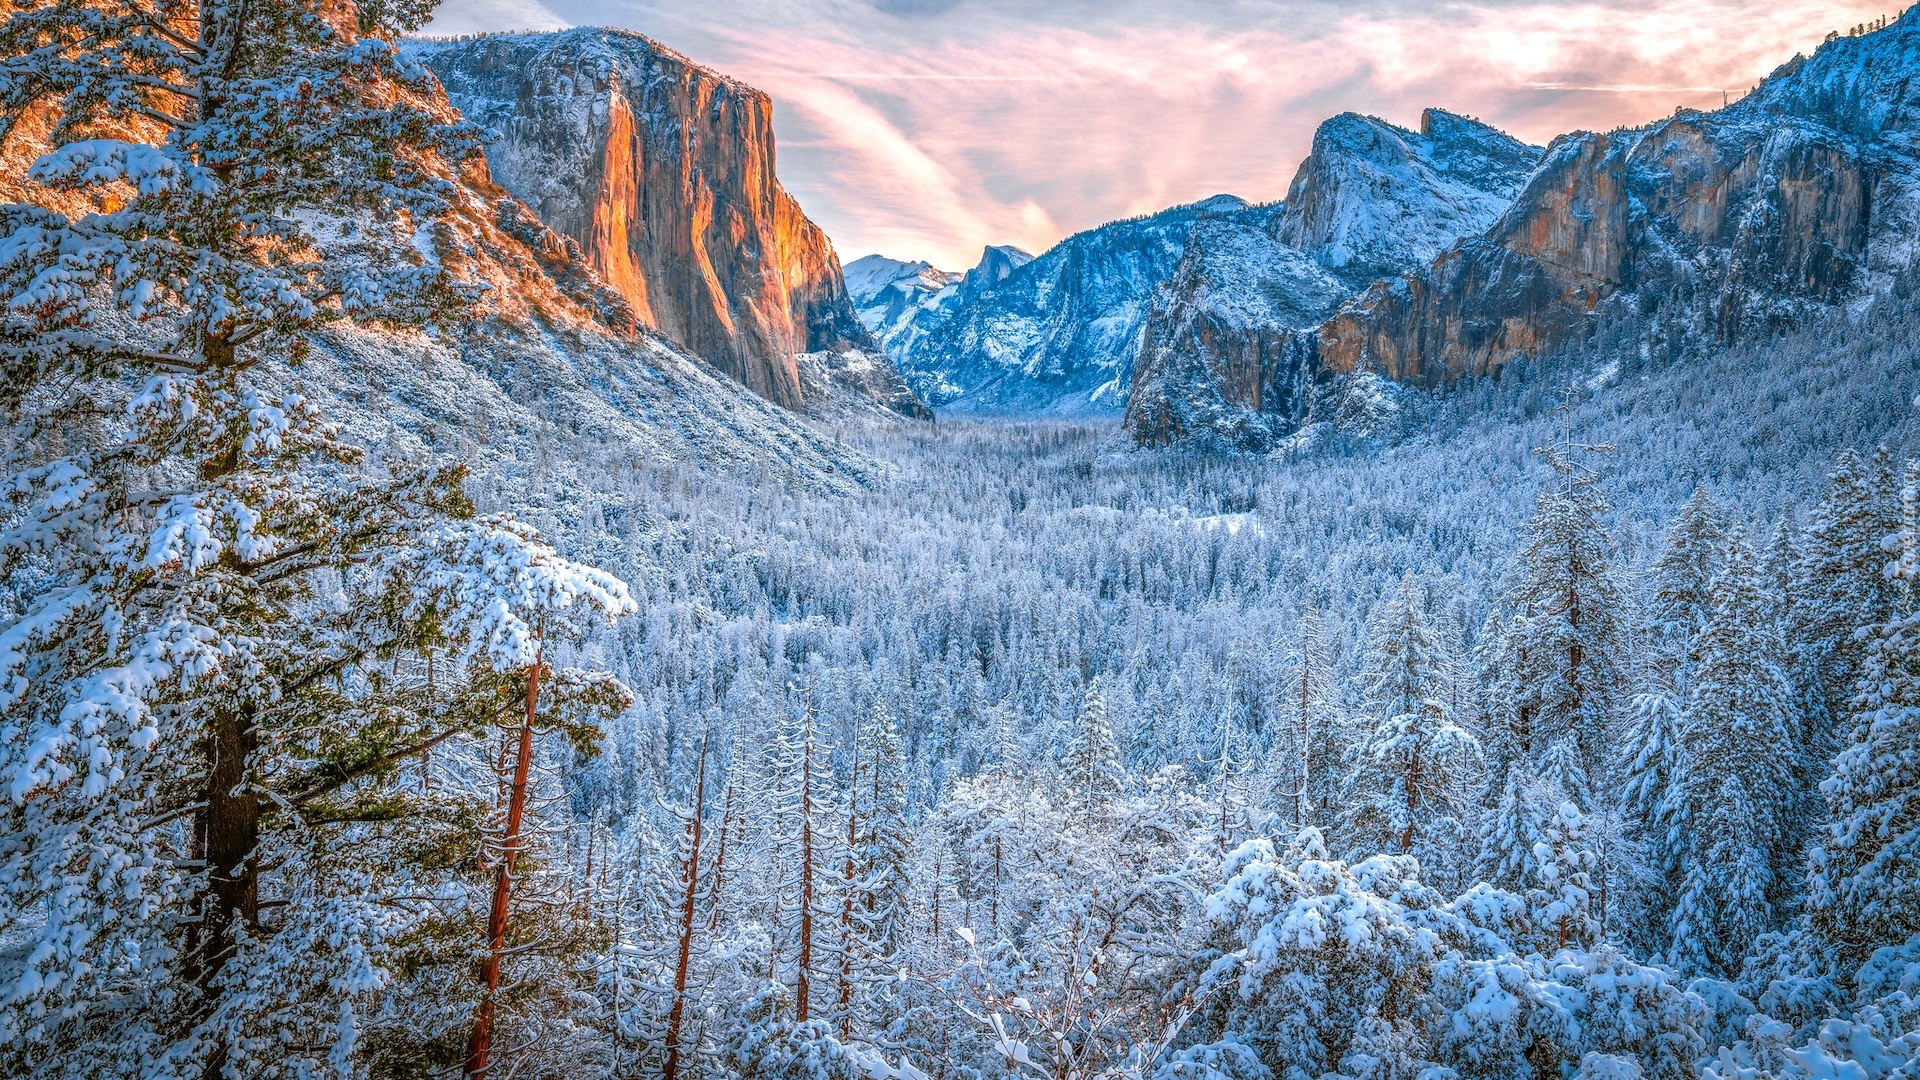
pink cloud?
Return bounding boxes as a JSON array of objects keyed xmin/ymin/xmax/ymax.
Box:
[{"xmin": 429, "ymin": 1, "xmax": 1893, "ymax": 269}]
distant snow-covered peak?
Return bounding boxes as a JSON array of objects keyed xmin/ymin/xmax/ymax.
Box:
[
  {"xmin": 1275, "ymin": 109, "xmax": 1542, "ymax": 279},
  {"xmin": 844, "ymin": 254, "xmax": 960, "ymax": 306},
  {"xmin": 960, "ymin": 244, "xmax": 1035, "ymax": 300}
]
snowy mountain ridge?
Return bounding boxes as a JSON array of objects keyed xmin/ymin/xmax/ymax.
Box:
[
  {"xmin": 1128, "ymin": 12, "xmax": 1920, "ymax": 448},
  {"xmin": 857, "ymin": 194, "xmax": 1265, "ymax": 413},
  {"xmin": 1124, "ymin": 111, "xmax": 1543, "ymax": 446},
  {"xmin": 859, "ymin": 111, "xmax": 1538, "ymax": 420}
]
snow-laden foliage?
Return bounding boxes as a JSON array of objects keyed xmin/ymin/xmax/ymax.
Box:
[
  {"xmin": 0, "ymin": 1, "xmax": 636, "ymax": 1076},
  {"xmin": 1181, "ymin": 834, "xmax": 1709, "ymax": 1080},
  {"xmin": 1341, "ymin": 578, "xmax": 1479, "ymax": 885},
  {"xmin": 1809, "ymin": 468, "xmax": 1920, "ymax": 961}
]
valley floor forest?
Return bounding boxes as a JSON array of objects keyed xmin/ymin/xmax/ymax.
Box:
[{"xmin": 3, "ymin": 3, "xmax": 1920, "ymax": 1080}]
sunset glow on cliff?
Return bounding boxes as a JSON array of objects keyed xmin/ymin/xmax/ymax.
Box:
[{"xmin": 431, "ymin": 0, "xmax": 1897, "ymax": 267}]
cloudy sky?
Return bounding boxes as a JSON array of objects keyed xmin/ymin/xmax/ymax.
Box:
[{"xmin": 426, "ymin": 0, "xmax": 1891, "ymax": 269}]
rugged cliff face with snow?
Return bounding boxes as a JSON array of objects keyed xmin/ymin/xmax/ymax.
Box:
[
  {"xmin": 1125, "ymin": 111, "xmax": 1541, "ymax": 448},
  {"xmin": 844, "ymin": 255, "xmax": 965, "ymax": 362},
  {"xmin": 1128, "ymin": 15, "xmax": 1920, "ymax": 448},
  {"xmin": 410, "ymin": 29, "xmax": 924, "ymax": 417},
  {"xmin": 1275, "ymin": 109, "xmax": 1545, "ymax": 285},
  {"xmin": 1319, "ymin": 24, "xmax": 1920, "ymax": 386},
  {"xmin": 872, "ymin": 196, "xmax": 1253, "ymax": 413},
  {"xmin": 256, "ymin": 32, "xmax": 926, "ymax": 506}
]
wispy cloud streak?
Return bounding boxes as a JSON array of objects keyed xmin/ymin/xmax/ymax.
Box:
[{"xmin": 427, "ymin": 0, "xmax": 1892, "ymax": 268}]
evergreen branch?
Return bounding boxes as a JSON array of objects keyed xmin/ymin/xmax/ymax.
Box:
[{"xmin": 282, "ymin": 703, "xmax": 517, "ymax": 808}]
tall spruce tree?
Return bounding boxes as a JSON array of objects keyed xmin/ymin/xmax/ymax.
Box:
[
  {"xmin": 768, "ymin": 688, "xmax": 836, "ymax": 1023},
  {"xmin": 1666, "ymin": 527, "xmax": 1799, "ymax": 975},
  {"xmin": 1645, "ymin": 487, "xmax": 1729, "ymax": 689},
  {"xmin": 1793, "ymin": 448, "xmax": 1905, "ymax": 755},
  {"xmin": 0, "ymin": 1, "xmax": 634, "ymax": 1075},
  {"xmin": 1060, "ymin": 678, "xmax": 1125, "ymax": 819},
  {"xmin": 1342, "ymin": 580, "xmax": 1477, "ymax": 881},
  {"xmin": 1808, "ymin": 485, "xmax": 1920, "ymax": 962},
  {"xmin": 1483, "ymin": 437, "xmax": 1626, "ymax": 810},
  {"xmin": 1282, "ymin": 606, "xmax": 1347, "ymax": 832}
]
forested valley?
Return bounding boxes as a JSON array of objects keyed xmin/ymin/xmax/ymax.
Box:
[{"xmin": 5, "ymin": 2, "xmax": 1920, "ymax": 1079}]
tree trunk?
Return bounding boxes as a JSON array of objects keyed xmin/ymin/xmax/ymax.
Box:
[
  {"xmin": 464, "ymin": 661, "xmax": 541, "ymax": 1079},
  {"xmin": 838, "ymin": 728, "xmax": 860, "ymax": 1040},
  {"xmin": 796, "ymin": 713, "xmax": 817, "ymax": 1024},
  {"xmin": 663, "ymin": 734, "xmax": 708, "ymax": 1080},
  {"xmin": 196, "ymin": 701, "xmax": 259, "ymax": 1080}
]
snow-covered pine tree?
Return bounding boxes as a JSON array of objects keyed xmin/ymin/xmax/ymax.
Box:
[
  {"xmin": 1666, "ymin": 527, "xmax": 1800, "ymax": 975},
  {"xmin": 1794, "ymin": 448, "xmax": 1905, "ymax": 756},
  {"xmin": 1808, "ymin": 482, "xmax": 1920, "ymax": 962},
  {"xmin": 1616, "ymin": 688, "xmax": 1685, "ymax": 945},
  {"xmin": 1645, "ymin": 488, "xmax": 1728, "ymax": 687},
  {"xmin": 1527, "ymin": 800, "xmax": 1598, "ymax": 952},
  {"xmin": 768, "ymin": 689, "xmax": 836, "ymax": 1022},
  {"xmin": 1342, "ymin": 580, "xmax": 1477, "ymax": 882},
  {"xmin": 853, "ymin": 698, "xmax": 912, "ymax": 963},
  {"xmin": 1482, "ymin": 437, "xmax": 1626, "ymax": 809},
  {"xmin": 826, "ymin": 697, "xmax": 912, "ymax": 1039},
  {"xmin": 1279, "ymin": 606, "xmax": 1345, "ymax": 833},
  {"xmin": 0, "ymin": 1, "xmax": 634, "ymax": 1075},
  {"xmin": 661, "ymin": 733, "xmax": 714, "ymax": 1080},
  {"xmin": 1061, "ymin": 678, "xmax": 1126, "ymax": 819},
  {"xmin": 1477, "ymin": 765, "xmax": 1560, "ymax": 897},
  {"xmin": 1620, "ymin": 691, "xmax": 1683, "ymax": 839}
]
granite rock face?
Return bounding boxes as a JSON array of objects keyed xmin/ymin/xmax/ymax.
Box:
[
  {"xmin": 413, "ymin": 28, "xmax": 914, "ymax": 415},
  {"xmin": 1126, "ymin": 112, "xmax": 1540, "ymax": 447},
  {"xmin": 1131, "ymin": 14, "xmax": 1920, "ymax": 448},
  {"xmin": 1318, "ymin": 20, "xmax": 1920, "ymax": 387}
]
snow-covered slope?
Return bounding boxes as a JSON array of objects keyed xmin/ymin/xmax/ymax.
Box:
[
  {"xmin": 267, "ymin": 38, "xmax": 895, "ymax": 504},
  {"xmin": 898, "ymin": 196, "xmax": 1259, "ymax": 414},
  {"xmin": 844, "ymin": 254, "xmax": 965, "ymax": 362},
  {"xmin": 1126, "ymin": 111, "xmax": 1542, "ymax": 448}
]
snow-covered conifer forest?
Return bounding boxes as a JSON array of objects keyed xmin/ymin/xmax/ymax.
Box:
[{"xmin": 5, "ymin": 1, "xmax": 1920, "ymax": 1078}]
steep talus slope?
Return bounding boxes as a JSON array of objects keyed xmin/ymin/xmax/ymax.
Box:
[
  {"xmin": 1317, "ymin": 16, "xmax": 1920, "ymax": 387},
  {"xmin": 1126, "ymin": 111, "xmax": 1542, "ymax": 448},
  {"xmin": 901, "ymin": 195, "xmax": 1256, "ymax": 413},
  {"xmin": 409, "ymin": 29, "xmax": 923, "ymax": 417}
]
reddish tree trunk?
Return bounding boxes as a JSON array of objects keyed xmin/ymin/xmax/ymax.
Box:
[
  {"xmin": 663, "ymin": 735, "xmax": 709, "ymax": 1080},
  {"xmin": 464, "ymin": 661, "xmax": 540, "ymax": 1079},
  {"xmin": 796, "ymin": 712, "xmax": 817, "ymax": 1023},
  {"xmin": 838, "ymin": 732, "xmax": 861, "ymax": 1040}
]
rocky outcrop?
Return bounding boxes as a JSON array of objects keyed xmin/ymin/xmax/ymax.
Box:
[
  {"xmin": 1318, "ymin": 19, "xmax": 1920, "ymax": 386},
  {"xmin": 1125, "ymin": 112, "xmax": 1541, "ymax": 447},
  {"xmin": 901, "ymin": 195, "xmax": 1254, "ymax": 413},
  {"xmin": 1125, "ymin": 217, "xmax": 1346, "ymax": 448},
  {"xmin": 844, "ymin": 255, "xmax": 964, "ymax": 364},
  {"xmin": 958, "ymin": 245, "xmax": 1035, "ymax": 301},
  {"xmin": 411, "ymin": 29, "xmax": 911, "ymax": 415},
  {"xmin": 1276, "ymin": 109, "xmax": 1542, "ymax": 284}
]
